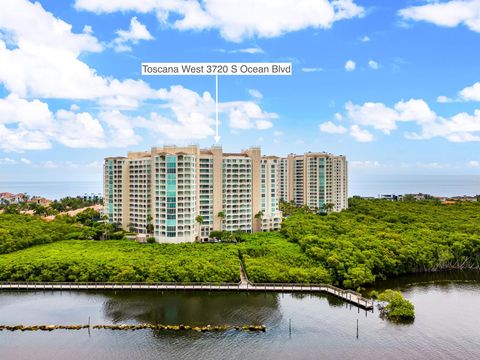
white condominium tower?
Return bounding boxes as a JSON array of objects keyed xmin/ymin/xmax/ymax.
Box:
[
  {"xmin": 283, "ymin": 152, "xmax": 348, "ymax": 212},
  {"xmin": 104, "ymin": 146, "xmax": 347, "ymax": 243}
]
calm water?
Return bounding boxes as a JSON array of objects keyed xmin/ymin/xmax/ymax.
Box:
[
  {"xmin": 1, "ymin": 272, "xmax": 479, "ymax": 360},
  {"xmin": 0, "ymin": 181, "xmax": 102, "ymax": 200},
  {"xmin": 350, "ymin": 174, "xmax": 480, "ymax": 197},
  {"xmin": 0, "ymin": 175, "xmax": 479, "ymax": 199}
]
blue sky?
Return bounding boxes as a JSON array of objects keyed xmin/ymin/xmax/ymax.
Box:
[{"xmin": 1, "ymin": 0, "xmax": 480, "ymax": 192}]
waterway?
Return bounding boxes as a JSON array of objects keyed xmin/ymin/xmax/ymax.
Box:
[{"xmin": 0, "ymin": 272, "xmax": 479, "ymax": 360}]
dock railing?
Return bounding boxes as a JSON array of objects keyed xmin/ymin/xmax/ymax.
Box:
[{"xmin": 0, "ymin": 281, "xmax": 374, "ymax": 310}]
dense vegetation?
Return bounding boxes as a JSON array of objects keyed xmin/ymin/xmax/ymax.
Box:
[
  {"xmin": 0, "ymin": 214, "xmax": 86, "ymax": 254},
  {"xmin": 377, "ymin": 290, "xmax": 415, "ymax": 321},
  {"xmin": 49, "ymin": 196, "xmax": 102, "ymax": 212},
  {"xmin": 238, "ymin": 232, "xmax": 331, "ymax": 283},
  {"xmin": 0, "ymin": 195, "xmax": 102, "ymax": 216},
  {"xmin": 0, "ymin": 208, "xmax": 128, "ymax": 254},
  {"xmin": 282, "ymin": 198, "xmax": 480, "ymax": 288},
  {"xmin": 0, "ymin": 241, "xmax": 240, "ymax": 283},
  {"xmin": 0, "ymin": 199, "xmax": 479, "ymax": 288}
]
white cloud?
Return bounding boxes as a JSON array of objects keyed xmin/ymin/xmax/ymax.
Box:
[
  {"xmin": 0, "ymin": 158, "xmax": 17, "ymax": 165},
  {"xmin": 368, "ymin": 60, "xmax": 379, "ymax": 70},
  {"xmin": 319, "ymin": 121, "xmax": 348, "ymax": 134},
  {"xmin": 345, "ymin": 60, "xmax": 356, "ymax": 71},
  {"xmin": 301, "ymin": 67, "xmax": 324, "ymax": 73},
  {"xmin": 346, "ymin": 99, "xmax": 436, "ymax": 135},
  {"xmin": 86, "ymin": 161, "xmax": 102, "ymax": 169},
  {"xmin": 226, "ymin": 101, "xmax": 277, "ymax": 130},
  {"xmin": 75, "ymin": 0, "xmax": 365, "ymax": 42},
  {"xmin": 406, "ymin": 109, "xmax": 480, "ymax": 142},
  {"xmin": 399, "ymin": 0, "xmax": 480, "ymax": 33},
  {"xmin": 0, "ymin": 126, "xmax": 52, "ymax": 152},
  {"xmin": 0, "ymin": 84, "xmax": 278, "ymax": 151},
  {"xmin": 350, "ymin": 160, "xmax": 381, "ymax": 168},
  {"xmin": 395, "ymin": 99, "xmax": 437, "ymax": 123},
  {"xmin": 346, "ymin": 101, "xmax": 399, "ymax": 134},
  {"xmin": 437, "ymin": 82, "xmax": 480, "ymax": 103},
  {"xmin": 0, "ymin": 95, "xmax": 141, "ymax": 151},
  {"xmin": 20, "ymin": 158, "xmax": 31, "ymax": 165},
  {"xmin": 416, "ymin": 162, "xmax": 447, "ymax": 169},
  {"xmin": 0, "ymin": 0, "xmax": 158, "ymax": 109},
  {"xmin": 33, "ymin": 160, "xmax": 103, "ymax": 170},
  {"xmin": 0, "ymin": 0, "xmax": 103, "ymax": 99},
  {"xmin": 55, "ymin": 110, "xmax": 106, "ymax": 148},
  {"xmin": 334, "ymin": 112, "xmax": 343, "ymax": 121},
  {"xmin": 344, "ymin": 97, "xmax": 480, "ymax": 143},
  {"xmin": 0, "ymin": 94, "xmax": 54, "ymax": 151},
  {"xmin": 0, "ymin": 94, "xmax": 54, "ymax": 131},
  {"xmin": 273, "ymin": 130, "xmax": 284, "ymax": 137},
  {"xmin": 99, "ymin": 110, "xmax": 142, "ymax": 147},
  {"xmin": 459, "ymin": 82, "xmax": 480, "ymax": 101},
  {"xmin": 326, "ymin": 97, "xmax": 472, "ymax": 143},
  {"xmin": 359, "ymin": 35, "xmax": 370, "ymax": 42},
  {"xmin": 96, "ymin": 79, "xmax": 158, "ymax": 109},
  {"xmin": 0, "ymin": 1, "xmax": 282, "ymax": 151},
  {"xmin": 83, "ymin": 25, "xmax": 93, "ymax": 34},
  {"xmin": 126, "ymin": 86, "xmax": 276, "ymax": 140},
  {"xmin": 248, "ymin": 89, "xmax": 263, "ymax": 99},
  {"xmin": 0, "ymin": 0, "xmax": 102, "ymax": 54},
  {"xmin": 437, "ymin": 95, "xmax": 455, "ymax": 103},
  {"xmin": 349, "ymin": 125, "xmax": 374, "ymax": 142},
  {"xmin": 154, "ymin": 86, "xmax": 277, "ymax": 137},
  {"xmin": 467, "ymin": 160, "xmax": 480, "ymax": 167},
  {"xmin": 228, "ymin": 47, "xmax": 265, "ymax": 54},
  {"xmin": 149, "ymin": 85, "xmax": 216, "ymax": 140},
  {"xmin": 112, "ymin": 16, "xmax": 154, "ymax": 52},
  {"xmin": 41, "ymin": 160, "xmax": 58, "ymax": 169}
]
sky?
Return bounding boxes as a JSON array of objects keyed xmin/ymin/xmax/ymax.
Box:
[{"xmin": 0, "ymin": 0, "xmax": 480, "ymax": 193}]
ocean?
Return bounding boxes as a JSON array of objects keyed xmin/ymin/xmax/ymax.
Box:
[
  {"xmin": 0, "ymin": 175, "xmax": 479, "ymax": 200},
  {"xmin": 350, "ymin": 174, "xmax": 480, "ymax": 198},
  {"xmin": 0, "ymin": 181, "xmax": 102, "ymax": 200}
]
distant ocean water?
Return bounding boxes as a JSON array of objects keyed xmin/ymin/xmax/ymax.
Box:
[
  {"xmin": 0, "ymin": 181, "xmax": 102, "ymax": 200},
  {"xmin": 349, "ymin": 174, "xmax": 480, "ymax": 197},
  {"xmin": 0, "ymin": 175, "xmax": 479, "ymax": 199}
]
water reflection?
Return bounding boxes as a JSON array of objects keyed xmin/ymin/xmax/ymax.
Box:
[
  {"xmin": 102, "ymin": 291, "xmax": 283, "ymax": 327},
  {"xmin": 1, "ymin": 274, "xmax": 480, "ymax": 360},
  {"xmin": 371, "ymin": 270, "xmax": 480, "ymax": 291}
]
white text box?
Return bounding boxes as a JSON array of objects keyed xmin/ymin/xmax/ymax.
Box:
[{"xmin": 141, "ymin": 62, "xmax": 292, "ymax": 76}]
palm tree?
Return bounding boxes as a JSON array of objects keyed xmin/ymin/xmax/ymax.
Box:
[
  {"xmin": 146, "ymin": 215, "xmax": 154, "ymax": 234},
  {"xmin": 195, "ymin": 215, "xmax": 204, "ymax": 242},
  {"xmin": 254, "ymin": 210, "xmax": 263, "ymax": 230},
  {"xmin": 217, "ymin": 211, "xmax": 225, "ymax": 231},
  {"xmin": 321, "ymin": 203, "xmax": 335, "ymax": 213}
]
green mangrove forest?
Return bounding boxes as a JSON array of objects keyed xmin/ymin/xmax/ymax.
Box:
[{"xmin": 0, "ymin": 199, "xmax": 479, "ymax": 289}]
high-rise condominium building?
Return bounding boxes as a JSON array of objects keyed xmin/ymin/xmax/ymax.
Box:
[
  {"xmin": 283, "ymin": 152, "xmax": 348, "ymax": 212},
  {"xmin": 104, "ymin": 146, "xmax": 347, "ymax": 243}
]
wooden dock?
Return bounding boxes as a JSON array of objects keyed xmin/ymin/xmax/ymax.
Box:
[{"xmin": 0, "ymin": 282, "xmax": 374, "ymax": 310}]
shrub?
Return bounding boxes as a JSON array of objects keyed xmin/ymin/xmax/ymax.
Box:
[
  {"xmin": 378, "ymin": 290, "xmax": 415, "ymax": 321},
  {"xmin": 147, "ymin": 237, "xmax": 156, "ymax": 244}
]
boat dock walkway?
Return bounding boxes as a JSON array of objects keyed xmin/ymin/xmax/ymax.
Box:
[{"xmin": 0, "ymin": 282, "xmax": 374, "ymax": 310}]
